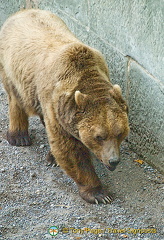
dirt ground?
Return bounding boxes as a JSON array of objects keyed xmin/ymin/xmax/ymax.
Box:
[{"xmin": 0, "ymin": 81, "xmax": 164, "ymax": 240}]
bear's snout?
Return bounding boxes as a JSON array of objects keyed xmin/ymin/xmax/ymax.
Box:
[{"xmin": 105, "ymin": 157, "xmax": 120, "ymax": 171}]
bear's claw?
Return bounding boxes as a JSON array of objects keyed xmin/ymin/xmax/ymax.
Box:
[
  {"xmin": 105, "ymin": 196, "xmax": 113, "ymax": 203},
  {"xmin": 95, "ymin": 195, "xmax": 112, "ymax": 204},
  {"xmin": 79, "ymin": 185, "xmax": 112, "ymax": 204}
]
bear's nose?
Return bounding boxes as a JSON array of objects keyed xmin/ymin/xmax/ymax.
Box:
[
  {"xmin": 109, "ymin": 157, "xmax": 120, "ymax": 167},
  {"xmin": 104, "ymin": 158, "xmax": 120, "ymax": 171},
  {"xmin": 105, "ymin": 159, "xmax": 120, "ymax": 171},
  {"xmin": 109, "ymin": 161, "xmax": 120, "ymax": 167}
]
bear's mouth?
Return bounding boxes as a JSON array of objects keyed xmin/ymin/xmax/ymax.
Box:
[
  {"xmin": 104, "ymin": 164, "xmax": 116, "ymax": 171},
  {"xmin": 100, "ymin": 159, "xmax": 117, "ymax": 171}
]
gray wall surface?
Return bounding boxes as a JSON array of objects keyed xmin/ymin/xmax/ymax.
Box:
[{"xmin": 0, "ymin": 0, "xmax": 164, "ymax": 173}]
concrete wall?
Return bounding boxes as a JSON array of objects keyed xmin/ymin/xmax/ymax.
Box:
[{"xmin": 0, "ymin": 0, "xmax": 164, "ymax": 173}]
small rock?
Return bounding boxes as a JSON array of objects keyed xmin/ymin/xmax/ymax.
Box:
[
  {"xmin": 121, "ymin": 234, "xmax": 128, "ymax": 238},
  {"xmin": 40, "ymin": 144, "xmax": 45, "ymax": 149},
  {"xmin": 31, "ymin": 172, "xmax": 37, "ymax": 178}
]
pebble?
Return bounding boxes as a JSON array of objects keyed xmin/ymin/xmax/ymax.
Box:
[
  {"xmin": 31, "ymin": 172, "xmax": 37, "ymax": 178},
  {"xmin": 40, "ymin": 144, "xmax": 45, "ymax": 149}
]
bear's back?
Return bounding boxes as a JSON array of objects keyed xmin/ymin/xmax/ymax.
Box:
[
  {"xmin": 0, "ymin": 9, "xmax": 81, "ymax": 92},
  {"xmin": 0, "ymin": 9, "xmax": 78, "ymax": 54},
  {"xmin": 0, "ymin": 9, "xmax": 109, "ymax": 115}
]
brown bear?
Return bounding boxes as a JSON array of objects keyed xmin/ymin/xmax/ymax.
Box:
[{"xmin": 0, "ymin": 9, "xmax": 129, "ymax": 204}]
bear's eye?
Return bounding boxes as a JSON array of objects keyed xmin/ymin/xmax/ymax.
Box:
[
  {"xmin": 95, "ymin": 135, "xmax": 106, "ymax": 142},
  {"xmin": 117, "ymin": 133, "xmax": 123, "ymax": 140},
  {"xmin": 75, "ymin": 110, "xmax": 85, "ymax": 116}
]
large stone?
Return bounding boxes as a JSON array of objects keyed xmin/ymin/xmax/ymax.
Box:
[
  {"xmin": 39, "ymin": 0, "xmax": 89, "ymax": 27},
  {"xmin": 89, "ymin": 0, "xmax": 164, "ymax": 81},
  {"xmin": 128, "ymin": 61, "xmax": 164, "ymax": 172}
]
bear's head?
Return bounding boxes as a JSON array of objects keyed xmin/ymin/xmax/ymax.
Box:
[{"xmin": 58, "ymin": 84, "xmax": 129, "ymax": 171}]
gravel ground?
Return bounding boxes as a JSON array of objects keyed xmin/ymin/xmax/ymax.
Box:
[{"xmin": 0, "ymin": 82, "xmax": 164, "ymax": 240}]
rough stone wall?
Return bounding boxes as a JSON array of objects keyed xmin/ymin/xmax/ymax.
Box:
[{"xmin": 0, "ymin": 0, "xmax": 163, "ymax": 172}]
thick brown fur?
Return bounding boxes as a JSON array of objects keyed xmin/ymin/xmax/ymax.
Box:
[{"xmin": 0, "ymin": 9, "xmax": 129, "ymax": 204}]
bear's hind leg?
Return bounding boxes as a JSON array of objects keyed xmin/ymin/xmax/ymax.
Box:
[
  {"xmin": 7, "ymin": 95, "xmax": 31, "ymax": 146},
  {"xmin": 1, "ymin": 69, "xmax": 31, "ymax": 146}
]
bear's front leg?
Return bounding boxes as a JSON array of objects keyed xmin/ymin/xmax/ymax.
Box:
[
  {"xmin": 71, "ymin": 142, "xmax": 112, "ymax": 204},
  {"xmin": 46, "ymin": 124, "xmax": 112, "ymax": 204}
]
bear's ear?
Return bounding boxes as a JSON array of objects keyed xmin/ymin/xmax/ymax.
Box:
[
  {"xmin": 75, "ymin": 90, "xmax": 88, "ymax": 110},
  {"xmin": 113, "ymin": 84, "xmax": 122, "ymax": 95},
  {"xmin": 109, "ymin": 84, "xmax": 122, "ymax": 97}
]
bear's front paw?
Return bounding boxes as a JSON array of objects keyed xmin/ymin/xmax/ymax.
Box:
[
  {"xmin": 79, "ymin": 185, "xmax": 112, "ymax": 204},
  {"xmin": 7, "ymin": 130, "xmax": 32, "ymax": 146}
]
